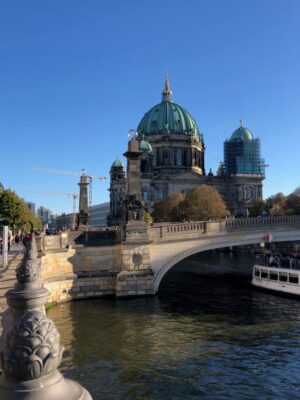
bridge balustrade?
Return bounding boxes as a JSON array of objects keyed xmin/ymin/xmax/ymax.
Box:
[
  {"xmin": 150, "ymin": 216, "xmax": 300, "ymax": 241},
  {"xmin": 149, "ymin": 221, "xmax": 207, "ymax": 240},
  {"xmin": 225, "ymin": 215, "xmax": 300, "ymax": 230}
]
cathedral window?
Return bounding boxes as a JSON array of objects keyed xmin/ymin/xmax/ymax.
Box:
[
  {"xmin": 152, "ymin": 148, "xmax": 157, "ymax": 166},
  {"xmin": 183, "ymin": 150, "xmax": 188, "ymax": 165},
  {"xmin": 176, "ymin": 148, "xmax": 182, "ymax": 166}
]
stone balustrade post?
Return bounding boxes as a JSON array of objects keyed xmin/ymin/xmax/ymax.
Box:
[{"xmin": 0, "ymin": 237, "xmax": 92, "ymax": 400}]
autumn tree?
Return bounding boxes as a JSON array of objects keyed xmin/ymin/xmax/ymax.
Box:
[
  {"xmin": 248, "ymin": 197, "xmax": 265, "ymax": 217},
  {"xmin": 265, "ymin": 192, "xmax": 286, "ymax": 216},
  {"xmin": 286, "ymin": 192, "xmax": 300, "ymax": 215},
  {"xmin": 152, "ymin": 192, "xmax": 185, "ymax": 222},
  {"xmin": 180, "ymin": 185, "xmax": 229, "ymax": 221}
]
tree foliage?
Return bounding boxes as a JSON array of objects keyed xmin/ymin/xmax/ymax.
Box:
[
  {"xmin": 286, "ymin": 192, "xmax": 300, "ymax": 215},
  {"xmin": 152, "ymin": 186, "xmax": 228, "ymax": 222},
  {"xmin": 181, "ymin": 185, "xmax": 229, "ymax": 221},
  {"xmin": 257, "ymin": 188, "xmax": 300, "ymax": 216},
  {"xmin": 0, "ymin": 189, "xmax": 28, "ymax": 228},
  {"xmin": 249, "ymin": 197, "xmax": 265, "ymax": 217},
  {"xmin": 265, "ymin": 192, "xmax": 286, "ymax": 216},
  {"xmin": 0, "ymin": 189, "xmax": 42, "ymax": 230},
  {"xmin": 152, "ymin": 192, "xmax": 185, "ymax": 222}
]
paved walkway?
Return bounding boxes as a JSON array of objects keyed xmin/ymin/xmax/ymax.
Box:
[{"xmin": 0, "ymin": 246, "xmax": 24, "ymax": 340}]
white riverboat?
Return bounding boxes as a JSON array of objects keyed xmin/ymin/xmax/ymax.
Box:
[{"xmin": 252, "ymin": 254, "xmax": 300, "ymax": 296}]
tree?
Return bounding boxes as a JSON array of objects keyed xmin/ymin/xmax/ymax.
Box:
[
  {"xmin": 23, "ymin": 210, "xmax": 43, "ymax": 231},
  {"xmin": 0, "ymin": 189, "xmax": 42, "ymax": 231},
  {"xmin": 152, "ymin": 192, "xmax": 185, "ymax": 222},
  {"xmin": 293, "ymin": 187, "xmax": 300, "ymax": 195},
  {"xmin": 249, "ymin": 197, "xmax": 265, "ymax": 217},
  {"xmin": 180, "ymin": 185, "xmax": 229, "ymax": 221},
  {"xmin": 265, "ymin": 192, "xmax": 286, "ymax": 216},
  {"xmin": 286, "ymin": 193, "xmax": 300, "ymax": 215},
  {"xmin": 0, "ymin": 189, "xmax": 28, "ymax": 230}
]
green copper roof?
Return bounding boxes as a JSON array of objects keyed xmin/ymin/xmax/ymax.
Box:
[
  {"xmin": 111, "ymin": 159, "xmax": 124, "ymax": 168},
  {"xmin": 231, "ymin": 121, "xmax": 253, "ymax": 141},
  {"xmin": 139, "ymin": 139, "xmax": 152, "ymax": 152},
  {"xmin": 137, "ymin": 79, "xmax": 200, "ymax": 137}
]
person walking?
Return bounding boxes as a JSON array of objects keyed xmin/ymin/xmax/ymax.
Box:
[{"xmin": 8, "ymin": 232, "xmax": 12, "ymax": 252}]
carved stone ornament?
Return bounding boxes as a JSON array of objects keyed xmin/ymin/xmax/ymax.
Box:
[
  {"xmin": 1, "ymin": 310, "xmax": 63, "ymax": 381},
  {"xmin": 16, "ymin": 237, "xmax": 40, "ymax": 285},
  {"xmin": 132, "ymin": 253, "xmax": 143, "ymax": 266}
]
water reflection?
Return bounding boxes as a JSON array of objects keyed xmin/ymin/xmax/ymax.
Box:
[{"xmin": 48, "ymin": 251, "xmax": 300, "ymax": 400}]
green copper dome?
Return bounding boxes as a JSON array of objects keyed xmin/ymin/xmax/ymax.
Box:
[
  {"xmin": 137, "ymin": 79, "xmax": 200, "ymax": 137},
  {"xmin": 111, "ymin": 159, "xmax": 124, "ymax": 168},
  {"xmin": 139, "ymin": 139, "xmax": 152, "ymax": 152},
  {"xmin": 231, "ymin": 120, "xmax": 253, "ymax": 141}
]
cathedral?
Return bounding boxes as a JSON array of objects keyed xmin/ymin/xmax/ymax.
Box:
[{"xmin": 108, "ymin": 79, "xmax": 265, "ymax": 225}]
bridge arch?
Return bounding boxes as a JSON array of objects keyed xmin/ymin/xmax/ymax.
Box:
[{"xmin": 152, "ymin": 229, "xmax": 300, "ymax": 293}]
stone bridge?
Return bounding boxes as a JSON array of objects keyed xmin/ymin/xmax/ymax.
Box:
[
  {"xmin": 148, "ymin": 216, "xmax": 300, "ymax": 291},
  {"xmin": 38, "ymin": 215, "xmax": 300, "ymax": 301}
]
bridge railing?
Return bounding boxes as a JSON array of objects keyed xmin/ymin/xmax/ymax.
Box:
[
  {"xmin": 150, "ymin": 215, "xmax": 300, "ymax": 241},
  {"xmin": 149, "ymin": 221, "xmax": 208, "ymax": 240},
  {"xmin": 225, "ymin": 215, "xmax": 300, "ymax": 230}
]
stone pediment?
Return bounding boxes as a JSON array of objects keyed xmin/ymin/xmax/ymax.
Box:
[{"xmin": 170, "ymin": 170, "xmax": 204, "ymax": 182}]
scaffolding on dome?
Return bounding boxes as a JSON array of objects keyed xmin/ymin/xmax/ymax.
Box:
[{"xmin": 222, "ymin": 138, "xmax": 265, "ymax": 176}]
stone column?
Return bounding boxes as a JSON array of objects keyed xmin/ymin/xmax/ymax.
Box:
[
  {"xmin": 0, "ymin": 238, "xmax": 92, "ymax": 400},
  {"xmin": 115, "ymin": 139, "xmax": 154, "ymax": 297},
  {"xmin": 77, "ymin": 175, "xmax": 90, "ymax": 229}
]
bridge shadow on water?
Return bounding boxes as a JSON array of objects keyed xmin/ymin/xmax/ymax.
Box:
[{"xmin": 158, "ymin": 249, "xmax": 298, "ymax": 323}]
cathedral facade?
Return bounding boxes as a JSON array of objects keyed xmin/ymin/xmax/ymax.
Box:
[{"xmin": 108, "ymin": 79, "xmax": 265, "ymax": 225}]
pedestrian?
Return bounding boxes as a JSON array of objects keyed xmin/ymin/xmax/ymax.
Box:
[{"xmin": 8, "ymin": 232, "xmax": 12, "ymax": 252}]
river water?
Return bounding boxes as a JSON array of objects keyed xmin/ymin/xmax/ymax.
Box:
[{"xmin": 48, "ymin": 251, "xmax": 300, "ymax": 400}]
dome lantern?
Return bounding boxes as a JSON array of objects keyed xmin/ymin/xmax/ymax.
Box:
[{"xmin": 161, "ymin": 76, "xmax": 173, "ymax": 102}]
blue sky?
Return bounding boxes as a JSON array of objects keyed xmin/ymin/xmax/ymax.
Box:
[{"xmin": 1, "ymin": 0, "xmax": 299, "ymax": 214}]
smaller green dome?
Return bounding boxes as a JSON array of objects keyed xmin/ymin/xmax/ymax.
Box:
[
  {"xmin": 231, "ymin": 120, "xmax": 253, "ymax": 141},
  {"xmin": 139, "ymin": 139, "xmax": 152, "ymax": 152},
  {"xmin": 111, "ymin": 159, "xmax": 124, "ymax": 168}
]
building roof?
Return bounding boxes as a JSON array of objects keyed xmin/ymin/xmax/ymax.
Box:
[
  {"xmin": 230, "ymin": 120, "xmax": 253, "ymax": 141},
  {"xmin": 137, "ymin": 78, "xmax": 200, "ymax": 137},
  {"xmin": 111, "ymin": 159, "xmax": 124, "ymax": 168},
  {"xmin": 139, "ymin": 139, "xmax": 152, "ymax": 152}
]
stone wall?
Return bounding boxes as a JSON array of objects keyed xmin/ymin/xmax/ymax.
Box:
[{"xmin": 41, "ymin": 245, "xmax": 119, "ymax": 304}]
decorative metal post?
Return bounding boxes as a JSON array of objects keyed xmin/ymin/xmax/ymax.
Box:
[{"xmin": 0, "ymin": 237, "xmax": 92, "ymax": 400}]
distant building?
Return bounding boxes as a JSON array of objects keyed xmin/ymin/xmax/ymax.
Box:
[
  {"xmin": 54, "ymin": 202, "xmax": 110, "ymax": 230},
  {"xmin": 108, "ymin": 79, "xmax": 265, "ymax": 221},
  {"xmin": 55, "ymin": 213, "xmax": 75, "ymax": 231},
  {"xmin": 90, "ymin": 202, "xmax": 110, "ymax": 227},
  {"xmin": 26, "ymin": 202, "xmax": 36, "ymax": 214},
  {"xmin": 37, "ymin": 206, "xmax": 53, "ymax": 225}
]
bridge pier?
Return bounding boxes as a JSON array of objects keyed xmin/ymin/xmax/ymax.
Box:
[{"xmin": 115, "ymin": 221, "xmax": 155, "ymax": 297}]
